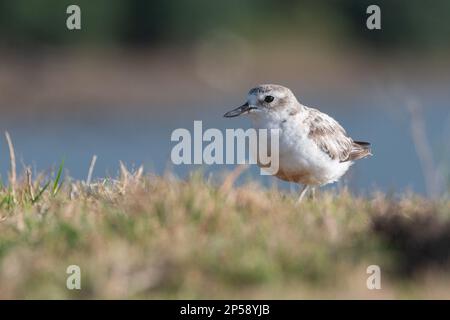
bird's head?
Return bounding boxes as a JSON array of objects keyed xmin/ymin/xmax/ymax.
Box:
[{"xmin": 224, "ymin": 84, "xmax": 301, "ymax": 118}]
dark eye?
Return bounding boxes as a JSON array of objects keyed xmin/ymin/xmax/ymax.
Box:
[{"xmin": 264, "ymin": 95, "xmax": 274, "ymax": 103}]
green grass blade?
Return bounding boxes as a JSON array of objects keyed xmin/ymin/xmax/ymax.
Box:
[
  {"xmin": 32, "ymin": 181, "xmax": 51, "ymax": 204},
  {"xmin": 0, "ymin": 195, "xmax": 8, "ymax": 208},
  {"xmin": 52, "ymin": 158, "xmax": 65, "ymax": 195}
]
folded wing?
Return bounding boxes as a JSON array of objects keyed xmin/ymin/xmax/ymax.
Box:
[{"xmin": 305, "ymin": 108, "xmax": 372, "ymax": 162}]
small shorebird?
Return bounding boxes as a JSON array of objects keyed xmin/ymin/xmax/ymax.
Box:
[{"xmin": 224, "ymin": 84, "xmax": 371, "ymax": 202}]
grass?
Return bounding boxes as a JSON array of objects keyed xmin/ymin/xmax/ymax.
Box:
[
  {"xmin": 0, "ymin": 163, "xmax": 449, "ymax": 299},
  {"xmin": 0, "ymin": 131, "xmax": 449, "ymax": 299}
]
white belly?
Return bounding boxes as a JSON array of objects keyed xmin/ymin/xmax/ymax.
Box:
[{"xmin": 252, "ymin": 115, "xmax": 352, "ymax": 186}]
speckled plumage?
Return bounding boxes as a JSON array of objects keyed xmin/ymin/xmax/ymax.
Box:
[{"xmin": 224, "ymin": 84, "xmax": 372, "ymax": 202}]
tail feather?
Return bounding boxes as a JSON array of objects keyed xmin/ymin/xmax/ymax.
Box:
[{"xmin": 346, "ymin": 141, "xmax": 372, "ymax": 162}]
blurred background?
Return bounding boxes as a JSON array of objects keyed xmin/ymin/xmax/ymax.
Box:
[{"xmin": 0, "ymin": 0, "xmax": 449, "ymax": 196}]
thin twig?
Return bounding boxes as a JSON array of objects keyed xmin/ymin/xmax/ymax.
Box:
[
  {"xmin": 134, "ymin": 165, "xmax": 144, "ymax": 180},
  {"xmin": 5, "ymin": 131, "xmax": 17, "ymax": 203},
  {"xmin": 86, "ymin": 155, "xmax": 97, "ymax": 185},
  {"xmin": 26, "ymin": 167, "xmax": 35, "ymax": 201},
  {"xmin": 219, "ymin": 164, "xmax": 249, "ymax": 193},
  {"xmin": 407, "ymin": 99, "xmax": 441, "ymax": 198},
  {"xmin": 119, "ymin": 161, "xmax": 130, "ymax": 193},
  {"xmin": 119, "ymin": 161, "xmax": 130, "ymax": 181}
]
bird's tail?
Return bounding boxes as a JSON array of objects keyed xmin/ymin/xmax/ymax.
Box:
[{"xmin": 347, "ymin": 141, "xmax": 372, "ymax": 161}]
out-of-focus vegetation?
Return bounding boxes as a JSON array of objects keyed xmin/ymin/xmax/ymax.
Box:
[
  {"xmin": 0, "ymin": 163, "xmax": 450, "ymax": 299},
  {"xmin": 0, "ymin": 0, "xmax": 450, "ymax": 51}
]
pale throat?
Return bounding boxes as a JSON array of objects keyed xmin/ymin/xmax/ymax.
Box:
[{"xmin": 250, "ymin": 107, "xmax": 301, "ymax": 130}]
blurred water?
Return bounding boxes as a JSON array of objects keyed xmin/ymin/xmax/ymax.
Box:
[{"xmin": 0, "ymin": 91, "xmax": 449, "ymax": 196}]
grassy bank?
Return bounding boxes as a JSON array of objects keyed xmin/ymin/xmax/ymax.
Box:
[{"xmin": 0, "ymin": 164, "xmax": 449, "ymax": 299}]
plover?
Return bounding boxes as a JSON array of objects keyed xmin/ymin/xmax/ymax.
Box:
[{"xmin": 224, "ymin": 84, "xmax": 371, "ymax": 202}]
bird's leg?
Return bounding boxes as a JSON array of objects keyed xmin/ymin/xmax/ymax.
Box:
[{"xmin": 296, "ymin": 185, "xmax": 309, "ymax": 204}]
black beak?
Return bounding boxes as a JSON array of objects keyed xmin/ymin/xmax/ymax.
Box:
[{"xmin": 223, "ymin": 102, "xmax": 253, "ymax": 118}]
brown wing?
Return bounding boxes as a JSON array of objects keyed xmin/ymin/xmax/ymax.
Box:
[{"xmin": 306, "ymin": 108, "xmax": 371, "ymax": 162}]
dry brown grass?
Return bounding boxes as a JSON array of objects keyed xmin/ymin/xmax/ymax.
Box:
[{"xmin": 0, "ymin": 164, "xmax": 449, "ymax": 299}]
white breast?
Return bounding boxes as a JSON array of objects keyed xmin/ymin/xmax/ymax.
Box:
[{"xmin": 250, "ymin": 111, "xmax": 352, "ymax": 186}]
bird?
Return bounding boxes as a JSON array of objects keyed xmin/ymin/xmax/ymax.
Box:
[{"xmin": 224, "ymin": 84, "xmax": 371, "ymax": 203}]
